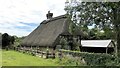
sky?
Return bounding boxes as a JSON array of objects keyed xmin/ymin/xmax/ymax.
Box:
[{"xmin": 0, "ymin": 0, "xmax": 66, "ymax": 37}]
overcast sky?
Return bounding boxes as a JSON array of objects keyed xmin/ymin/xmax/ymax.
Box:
[{"xmin": 0, "ymin": 0, "xmax": 66, "ymax": 37}]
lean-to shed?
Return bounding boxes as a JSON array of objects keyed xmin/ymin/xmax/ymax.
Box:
[{"xmin": 80, "ymin": 40, "xmax": 115, "ymax": 53}]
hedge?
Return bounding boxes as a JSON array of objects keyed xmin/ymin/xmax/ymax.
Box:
[{"xmin": 60, "ymin": 49, "xmax": 120, "ymax": 66}]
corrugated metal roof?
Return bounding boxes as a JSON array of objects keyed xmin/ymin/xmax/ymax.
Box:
[{"xmin": 81, "ymin": 40, "xmax": 113, "ymax": 47}]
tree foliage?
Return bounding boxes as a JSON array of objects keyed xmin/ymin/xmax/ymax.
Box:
[
  {"xmin": 65, "ymin": 0, "xmax": 120, "ymax": 56},
  {"xmin": 2, "ymin": 33, "xmax": 15, "ymax": 48},
  {"xmin": 2, "ymin": 33, "xmax": 10, "ymax": 48}
]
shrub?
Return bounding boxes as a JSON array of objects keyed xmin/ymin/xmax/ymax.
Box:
[
  {"xmin": 60, "ymin": 50, "xmax": 119, "ymax": 66},
  {"xmin": 57, "ymin": 55, "xmax": 85, "ymax": 66}
]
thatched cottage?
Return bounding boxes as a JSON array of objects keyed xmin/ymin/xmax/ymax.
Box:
[{"xmin": 21, "ymin": 11, "xmax": 82, "ymax": 51}]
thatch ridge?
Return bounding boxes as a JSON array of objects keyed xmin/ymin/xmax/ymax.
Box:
[{"xmin": 41, "ymin": 15, "xmax": 67, "ymax": 24}]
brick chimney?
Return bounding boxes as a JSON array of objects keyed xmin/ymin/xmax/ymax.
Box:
[{"xmin": 46, "ymin": 11, "xmax": 53, "ymax": 19}]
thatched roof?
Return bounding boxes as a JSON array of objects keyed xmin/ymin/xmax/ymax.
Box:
[{"xmin": 21, "ymin": 15, "xmax": 72, "ymax": 47}]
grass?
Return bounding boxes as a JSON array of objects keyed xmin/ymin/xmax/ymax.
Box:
[
  {"xmin": 0, "ymin": 49, "xmax": 2, "ymax": 67},
  {"xmin": 2, "ymin": 50, "xmax": 60, "ymax": 66}
]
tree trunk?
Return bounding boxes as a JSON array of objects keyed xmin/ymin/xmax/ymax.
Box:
[
  {"xmin": 117, "ymin": 28, "xmax": 120, "ymax": 57},
  {"xmin": 117, "ymin": 3, "xmax": 120, "ymax": 57},
  {"xmin": 114, "ymin": 6, "xmax": 120, "ymax": 57}
]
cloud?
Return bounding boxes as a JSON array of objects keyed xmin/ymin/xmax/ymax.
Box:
[{"xmin": 0, "ymin": 0, "xmax": 66, "ymax": 37}]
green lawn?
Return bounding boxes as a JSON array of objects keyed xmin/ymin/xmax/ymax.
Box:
[
  {"xmin": 0, "ymin": 49, "xmax": 2, "ymax": 67},
  {"xmin": 2, "ymin": 50, "xmax": 60, "ymax": 66}
]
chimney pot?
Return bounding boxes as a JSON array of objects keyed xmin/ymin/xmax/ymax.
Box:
[{"xmin": 46, "ymin": 11, "xmax": 53, "ymax": 19}]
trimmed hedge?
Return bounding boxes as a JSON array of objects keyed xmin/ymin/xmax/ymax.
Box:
[{"xmin": 60, "ymin": 49, "xmax": 120, "ymax": 66}]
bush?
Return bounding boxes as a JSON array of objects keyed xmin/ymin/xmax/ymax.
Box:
[
  {"xmin": 57, "ymin": 55, "xmax": 85, "ymax": 66},
  {"xmin": 60, "ymin": 50, "xmax": 119, "ymax": 66}
]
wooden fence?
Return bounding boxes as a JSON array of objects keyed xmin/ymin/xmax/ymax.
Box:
[{"xmin": 12, "ymin": 47, "xmax": 55, "ymax": 59}]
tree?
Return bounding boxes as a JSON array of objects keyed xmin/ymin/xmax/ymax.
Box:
[
  {"xmin": 10, "ymin": 36, "xmax": 15, "ymax": 44},
  {"xmin": 65, "ymin": 0, "xmax": 120, "ymax": 56},
  {"xmin": 2, "ymin": 33, "xmax": 10, "ymax": 48},
  {"xmin": 2, "ymin": 33, "xmax": 15, "ymax": 48}
]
